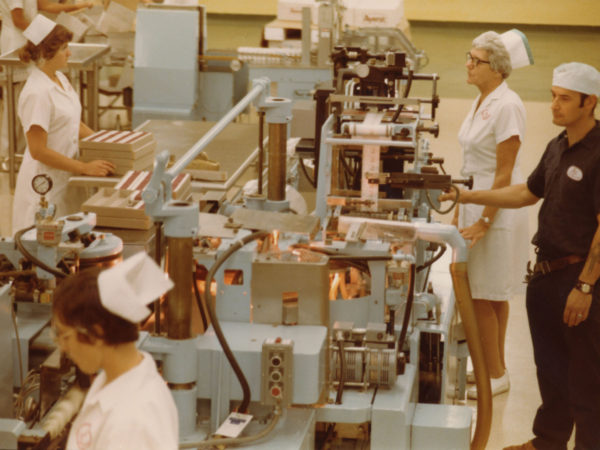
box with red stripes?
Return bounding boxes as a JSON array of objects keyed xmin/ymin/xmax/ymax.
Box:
[
  {"xmin": 81, "ymin": 170, "xmax": 192, "ymax": 230},
  {"xmin": 79, "ymin": 130, "xmax": 157, "ymax": 176}
]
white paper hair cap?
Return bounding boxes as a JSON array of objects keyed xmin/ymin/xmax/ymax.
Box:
[
  {"xmin": 23, "ymin": 15, "xmax": 57, "ymax": 46},
  {"xmin": 552, "ymin": 62, "xmax": 600, "ymax": 96},
  {"xmin": 98, "ymin": 252, "xmax": 174, "ymax": 323},
  {"xmin": 500, "ymin": 29, "xmax": 534, "ymax": 69}
]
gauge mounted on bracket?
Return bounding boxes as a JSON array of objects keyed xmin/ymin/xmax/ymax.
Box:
[{"xmin": 31, "ymin": 174, "xmax": 53, "ymax": 196}]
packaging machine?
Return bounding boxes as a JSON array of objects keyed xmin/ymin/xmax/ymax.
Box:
[{"xmin": 0, "ymin": 46, "xmax": 493, "ymax": 449}]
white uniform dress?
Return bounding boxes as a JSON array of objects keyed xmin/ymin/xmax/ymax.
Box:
[
  {"xmin": 66, "ymin": 351, "xmax": 179, "ymax": 450},
  {"xmin": 12, "ymin": 67, "xmax": 85, "ymax": 233},
  {"xmin": 457, "ymin": 81, "xmax": 529, "ymax": 300},
  {"xmin": 0, "ymin": 0, "xmax": 36, "ymax": 160},
  {"xmin": 0, "ymin": 0, "xmax": 36, "ymax": 56}
]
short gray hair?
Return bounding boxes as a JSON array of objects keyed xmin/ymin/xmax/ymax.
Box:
[{"xmin": 472, "ymin": 31, "xmax": 512, "ymax": 79}]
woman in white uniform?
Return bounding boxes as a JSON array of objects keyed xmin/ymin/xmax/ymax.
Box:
[
  {"xmin": 11, "ymin": 16, "xmax": 114, "ymax": 233},
  {"xmin": 456, "ymin": 30, "xmax": 531, "ymax": 399},
  {"xmin": 52, "ymin": 253, "xmax": 179, "ymax": 450},
  {"xmin": 0, "ymin": 0, "xmax": 92, "ymax": 167}
]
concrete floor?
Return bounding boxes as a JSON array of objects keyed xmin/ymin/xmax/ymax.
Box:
[{"xmin": 1, "ymin": 16, "xmax": 598, "ymax": 449}]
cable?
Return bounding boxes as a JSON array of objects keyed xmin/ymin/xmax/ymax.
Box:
[
  {"xmin": 14, "ymin": 226, "xmax": 68, "ymax": 279},
  {"xmin": 192, "ymin": 273, "xmax": 208, "ymax": 331},
  {"xmin": 12, "ymin": 300, "xmax": 24, "ymax": 390},
  {"xmin": 425, "ymin": 184, "xmax": 459, "ymax": 215},
  {"xmin": 416, "ymin": 244, "xmax": 447, "ymax": 273},
  {"xmin": 397, "ymin": 263, "xmax": 416, "ymax": 358},
  {"xmin": 335, "ymin": 337, "xmax": 345, "ymax": 404},
  {"xmin": 180, "ymin": 404, "xmax": 282, "ymax": 449},
  {"xmin": 203, "ymin": 231, "xmax": 270, "ymax": 413},
  {"xmin": 299, "ymin": 158, "xmax": 316, "ymax": 188}
]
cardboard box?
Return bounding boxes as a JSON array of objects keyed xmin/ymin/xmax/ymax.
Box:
[
  {"xmin": 80, "ymin": 130, "xmax": 157, "ymax": 176},
  {"xmin": 277, "ymin": 0, "xmax": 318, "ymax": 23},
  {"xmin": 82, "ymin": 171, "xmax": 192, "ymax": 230},
  {"xmin": 344, "ymin": 0, "xmax": 405, "ymax": 29}
]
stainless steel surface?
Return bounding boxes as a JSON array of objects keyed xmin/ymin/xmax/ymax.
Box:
[
  {"xmin": 230, "ymin": 208, "xmax": 319, "ymax": 236},
  {"xmin": 167, "ymin": 81, "xmax": 266, "ymax": 177},
  {"xmin": 137, "ymin": 120, "xmax": 260, "ymax": 191},
  {"xmin": 0, "ymin": 44, "xmax": 109, "ymax": 67},
  {"xmin": 1, "ymin": 43, "xmax": 110, "ymax": 188}
]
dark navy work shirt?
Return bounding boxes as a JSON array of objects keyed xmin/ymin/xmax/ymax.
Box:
[{"xmin": 527, "ymin": 122, "xmax": 600, "ymax": 260}]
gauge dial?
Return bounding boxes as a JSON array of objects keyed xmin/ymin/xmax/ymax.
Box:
[{"xmin": 31, "ymin": 174, "xmax": 53, "ymax": 195}]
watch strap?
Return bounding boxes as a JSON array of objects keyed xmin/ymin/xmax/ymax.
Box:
[{"xmin": 575, "ymin": 280, "xmax": 593, "ymax": 294}]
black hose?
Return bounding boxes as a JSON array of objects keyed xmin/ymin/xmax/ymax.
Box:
[
  {"xmin": 203, "ymin": 231, "xmax": 270, "ymax": 413},
  {"xmin": 299, "ymin": 158, "xmax": 316, "ymax": 188},
  {"xmin": 403, "ymin": 68, "xmax": 414, "ymax": 98},
  {"xmin": 416, "ymin": 244, "xmax": 446, "ymax": 273},
  {"xmin": 192, "ymin": 273, "xmax": 208, "ymax": 331},
  {"xmin": 397, "ymin": 263, "xmax": 416, "ymax": 357},
  {"xmin": 387, "ymin": 306, "xmax": 396, "ymax": 335},
  {"xmin": 391, "ymin": 68, "xmax": 413, "ymax": 123},
  {"xmin": 426, "ymin": 184, "xmax": 459, "ymax": 215},
  {"xmin": 154, "ymin": 222, "xmax": 163, "ymax": 334},
  {"xmin": 335, "ymin": 337, "xmax": 345, "ymax": 404},
  {"xmin": 14, "ymin": 226, "xmax": 68, "ymax": 279}
]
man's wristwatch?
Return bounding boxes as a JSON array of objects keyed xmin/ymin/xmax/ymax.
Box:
[{"xmin": 575, "ymin": 280, "xmax": 593, "ymax": 294}]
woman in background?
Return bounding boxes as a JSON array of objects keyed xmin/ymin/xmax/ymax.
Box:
[
  {"xmin": 12, "ymin": 15, "xmax": 114, "ymax": 233},
  {"xmin": 0, "ymin": 0, "xmax": 92, "ymax": 169},
  {"xmin": 456, "ymin": 30, "xmax": 532, "ymax": 399}
]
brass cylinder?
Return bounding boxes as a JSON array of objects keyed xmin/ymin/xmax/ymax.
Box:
[
  {"xmin": 450, "ymin": 262, "xmax": 492, "ymax": 450},
  {"xmin": 166, "ymin": 237, "xmax": 194, "ymax": 340},
  {"xmin": 268, "ymin": 122, "xmax": 287, "ymax": 202}
]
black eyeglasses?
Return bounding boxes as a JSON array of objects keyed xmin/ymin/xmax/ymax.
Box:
[{"xmin": 466, "ymin": 52, "xmax": 490, "ymax": 66}]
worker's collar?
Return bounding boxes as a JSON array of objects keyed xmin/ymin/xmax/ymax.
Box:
[
  {"xmin": 478, "ymin": 80, "xmax": 509, "ymax": 106},
  {"xmin": 559, "ymin": 120, "xmax": 600, "ymax": 151},
  {"xmin": 84, "ymin": 352, "xmax": 153, "ymax": 412},
  {"xmin": 29, "ymin": 66, "xmax": 69, "ymax": 93}
]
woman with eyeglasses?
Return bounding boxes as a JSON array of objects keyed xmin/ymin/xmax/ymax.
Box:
[
  {"xmin": 456, "ymin": 30, "xmax": 532, "ymax": 399},
  {"xmin": 52, "ymin": 253, "xmax": 178, "ymax": 449}
]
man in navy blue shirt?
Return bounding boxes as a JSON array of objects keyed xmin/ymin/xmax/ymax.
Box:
[{"xmin": 441, "ymin": 62, "xmax": 600, "ymax": 450}]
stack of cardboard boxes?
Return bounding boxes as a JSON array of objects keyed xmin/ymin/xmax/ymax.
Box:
[
  {"xmin": 79, "ymin": 130, "xmax": 157, "ymax": 176},
  {"xmin": 82, "ymin": 169, "xmax": 192, "ymax": 230}
]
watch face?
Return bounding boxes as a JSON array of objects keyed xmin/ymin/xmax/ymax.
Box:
[
  {"xmin": 578, "ymin": 281, "xmax": 592, "ymax": 294},
  {"xmin": 582, "ymin": 284, "xmax": 592, "ymax": 294}
]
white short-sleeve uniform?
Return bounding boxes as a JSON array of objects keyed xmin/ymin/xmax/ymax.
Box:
[
  {"xmin": 0, "ymin": 0, "xmax": 36, "ymax": 160},
  {"xmin": 66, "ymin": 351, "xmax": 179, "ymax": 450},
  {"xmin": 12, "ymin": 67, "xmax": 85, "ymax": 232},
  {"xmin": 458, "ymin": 81, "xmax": 529, "ymax": 300},
  {"xmin": 0, "ymin": 0, "xmax": 36, "ymax": 56}
]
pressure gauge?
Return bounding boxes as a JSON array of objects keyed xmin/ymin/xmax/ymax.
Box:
[{"xmin": 31, "ymin": 174, "xmax": 53, "ymax": 195}]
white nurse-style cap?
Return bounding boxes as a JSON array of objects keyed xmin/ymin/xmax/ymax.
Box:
[
  {"xmin": 500, "ymin": 29, "xmax": 534, "ymax": 69},
  {"xmin": 98, "ymin": 252, "xmax": 174, "ymax": 323},
  {"xmin": 23, "ymin": 15, "xmax": 57, "ymax": 46},
  {"xmin": 552, "ymin": 62, "xmax": 600, "ymax": 96}
]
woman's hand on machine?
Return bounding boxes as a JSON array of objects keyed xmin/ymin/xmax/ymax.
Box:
[
  {"xmin": 81, "ymin": 160, "xmax": 115, "ymax": 177},
  {"xmin": 439, "ymin": 187, "xmax": 469, "ymax": 204}
]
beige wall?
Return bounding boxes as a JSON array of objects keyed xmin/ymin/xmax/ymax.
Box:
[
  {"xmin": 201, "ymin": 0, "xmax": 600, "ymax": 27},
  {"xmin": 404, "ymin": 0, "xmax": 600, "ymax": 27}
]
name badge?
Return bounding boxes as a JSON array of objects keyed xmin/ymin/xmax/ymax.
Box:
[{"xmin": 566, "ymin": 165, "xmax": 583, "ymax": 181}]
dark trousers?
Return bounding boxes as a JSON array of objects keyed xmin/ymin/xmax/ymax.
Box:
[{"xmin": 527, "ymin": 262, "xmax": 600, "ymax": 450}]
